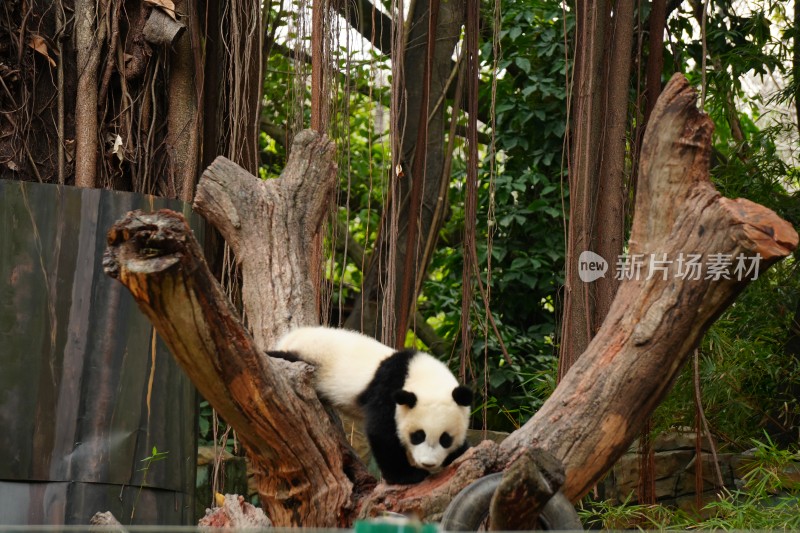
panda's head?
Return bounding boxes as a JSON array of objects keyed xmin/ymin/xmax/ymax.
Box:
[{"xmin": 393, "ymin": 385, "xmax": 472, "ymax": 472}]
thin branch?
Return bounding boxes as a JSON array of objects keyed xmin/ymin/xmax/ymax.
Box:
[
  {"xmin": 693, "ymin": 349, "xmax": 725, "ymax": 490},
  {"xmin": 98, "ymin": 0, "xmax": 121, "ymax": 105},
  {"xmin": 56, "ymin": 1, "xmax": 66, "ymax": 184}
]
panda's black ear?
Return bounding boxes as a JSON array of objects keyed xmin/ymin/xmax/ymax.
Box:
[
  {"xmin": 452, "ymin": 386, "xmax": 473, "ymax": 407},
  {"xmin": 394, "ymin": 390, "xmax": 417, "ymax": 408}
]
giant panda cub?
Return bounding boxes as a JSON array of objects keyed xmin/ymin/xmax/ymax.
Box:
[{"xmin": 268, "ymin": 326, "xmax": 473, "ymax": 485}]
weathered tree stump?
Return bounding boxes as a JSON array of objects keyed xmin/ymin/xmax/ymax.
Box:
[
  {"xmin": 104, "ymin": 131, "xmax": 373, "ymax": 527},
  {"xmin": 489, "ymin": 449, "xmax": 566, "ymax": 530}
]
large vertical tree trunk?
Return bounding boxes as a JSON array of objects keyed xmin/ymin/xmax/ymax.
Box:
[
  {"xmin": 104, "ymin": 76, "xmax": 797, "ymax": 525},
  {"xmin": 167, "ymin": 0, "xmax": 203, "ymax": 202},
  {"xmin": 560, "ymin": 1, "xmax": 606, "ymax": 378},
  {"xmin": 343, "ymin": 0, "xmax": 464, "ymax": 343},
  {"xmin": 594, "ymin": 0, "xmax": 634, "ymax": 324},
  {"xmin": 560, "ymin": 0, "xmax": 633, "ymax": 377}
]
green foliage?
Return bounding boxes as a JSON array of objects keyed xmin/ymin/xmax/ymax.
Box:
[
  {"xmin": 667, "ymin": 1, "xmax": 788, "ymax": 98},
  {"xmin": 329, "ymin": 80, "xmax": 391, "ymax": 306},
  {"xmin": 738, "ymin": 435, "xmax": 800, "ymax": 494},
  {"xmin": 140, "ymin": 445, "xmax": 170, "ymax": 469},
  {"xmin": 666, "ymin": 1, "xmax": 797, "ymax": 205},
  {"xmin": 418, "ymin": 0, "xmax": 571, "ymax": 431},
  {"xmin": 652, "ymin": 258, "xmax": 800, "ymax": 447},
  {"xmin": 132, "ymin": 446, "xmax": 170, "ymax": 521},
  {"xmin": 581, "ymin": 437, "xmax": 800, "ymax": 530},
  {"xmin": 579, "ymin": 493, "xmax": 681, "ymax": 530},
  {"xmin": 198, "ymin": 400, "xmax": 238, "ymax": 454},
  {"xmin": 697, "ymin": 490, "xmax": 800, "ymax": 531}
]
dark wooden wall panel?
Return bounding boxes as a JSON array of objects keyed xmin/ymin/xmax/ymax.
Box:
[{"xmin": 0, "ymin": 180, "xmax": 200, "ymax": 525}]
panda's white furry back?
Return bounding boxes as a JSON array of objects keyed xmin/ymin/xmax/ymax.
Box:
[
  {"xmin": 274, "ymin": 326, "xmax": 394, "ymax": 416},
  {"xmin": 269, "ymin": 326, "xmax": 472, "ymax": 485}
]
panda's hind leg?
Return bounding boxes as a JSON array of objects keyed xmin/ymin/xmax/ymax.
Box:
[{"xmin": 265, "ymin": 350, "xmax": 306, "ymax": 363}]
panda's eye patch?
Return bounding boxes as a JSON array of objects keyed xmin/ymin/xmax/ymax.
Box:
[
  {"xmin": 410, "ymin": 430, "xmax": 426, "ymax": 445},
  {"xmin": 439, "ymin": 432, "xmax": 453, "ymax": 448}
]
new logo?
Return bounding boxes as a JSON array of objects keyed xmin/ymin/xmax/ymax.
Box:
[{"xmin": 578, "ymin": 251, "xmax": 608, "ymax": 283}]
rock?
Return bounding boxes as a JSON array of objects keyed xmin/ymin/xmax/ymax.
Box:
[
  {"xmin": 602, "ymin": 431, "xmax": 745, "ymax": 506},
  {"xmin": 629, "ymin": 429, "xmax": 716, "ymax": 453},
  {"xmin": 198, "ymin": 493, "xmax": 271, "ymax": 527},
  {"xmin": 609, "ymin": 451, "xmax": 694, "ymax": 500}
]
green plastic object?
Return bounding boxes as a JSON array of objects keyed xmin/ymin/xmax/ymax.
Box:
[{"xmin": 355, "ymin": 517, "xmax": 439, "ymax": 533}]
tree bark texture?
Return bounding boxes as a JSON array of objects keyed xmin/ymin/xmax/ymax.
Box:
[
  {"xmin": 560, "ymin": 0, "xmax": 638, "ymax": 380},
  {"xmin": 594, "ymin": 0, "xmax": 634, "ymax": 327},
  {"xmin": 105, "ymin": 77, "xmax": 797, "ymax": 523},
  {"xmin": 0, "ymin": 0, "xmax": 213, "ymax": 195},
  {"xmin": 193, "ymin": 130, "xmax": 337, "ymax": 349},
  {"xmin": 166, "ymin": 0, "xmax": 201, "ymax": 202},
  {"xmin": 74, "ymin": 0, "xmax": 105, "ymax": 188}
]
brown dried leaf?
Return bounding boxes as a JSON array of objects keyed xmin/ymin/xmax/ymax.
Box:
[
  {"xmin": 111, "ymin": 134, "xmax": 125, "ymax": 162},
  {"xmin": 28, "ymin": 35, "xmax": 56, "ymax": 68},
  {"xmin": 144, "ymin": 0, "xmax": 178, "ymax": 20}
]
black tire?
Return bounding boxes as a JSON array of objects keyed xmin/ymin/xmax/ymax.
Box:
[{"xmin": 440, "ymin": 473, "xmax": 582, "ymax": 531}]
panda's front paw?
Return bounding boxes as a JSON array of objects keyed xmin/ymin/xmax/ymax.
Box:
[{"xmin": 383, "ymin": 467, "xmax": 429, "ymax": 485}]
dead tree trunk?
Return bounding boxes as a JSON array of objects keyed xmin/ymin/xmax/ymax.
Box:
[
  {"xmin": 103, "ymin": 75, "xmax": 797, "ymax": 525},
  {"xmin": 499, "ymin": 73, "xmax": 798, "ymax": 501}
]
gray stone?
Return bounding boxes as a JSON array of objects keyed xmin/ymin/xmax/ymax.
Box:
[{"xmin": 610, "ymin": 451, "xmax": 695, "ymax": 499}]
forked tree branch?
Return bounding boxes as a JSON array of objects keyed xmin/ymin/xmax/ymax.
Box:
[{"xmin": 104, "ymin": 75, "xmax": 797, "ymax": 525}]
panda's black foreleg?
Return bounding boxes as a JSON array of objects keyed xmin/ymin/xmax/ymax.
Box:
[{"xmin": 366, "ymin": 429, "xmax": 429, "ymax": 484}]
